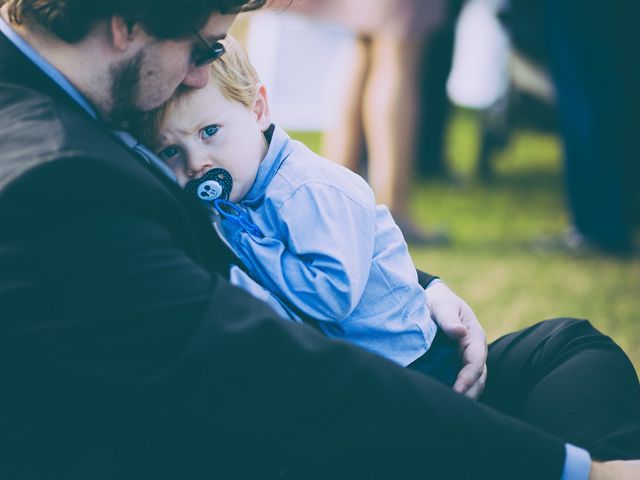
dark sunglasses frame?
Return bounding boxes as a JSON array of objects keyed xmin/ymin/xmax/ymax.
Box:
[{"xmin": 192, "ymin": 31, "xmax": 226, "ymax": 67}]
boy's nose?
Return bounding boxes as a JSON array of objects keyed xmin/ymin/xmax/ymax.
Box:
[{"xmin": 186, "ymin": 157, "xmax": 213, "ymax": 179}]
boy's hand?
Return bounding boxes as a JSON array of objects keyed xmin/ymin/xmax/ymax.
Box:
[{"xmin": 425, "ymin": 281, "xmax": 488, "ymax": 399}]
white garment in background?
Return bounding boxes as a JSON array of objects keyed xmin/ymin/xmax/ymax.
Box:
[{"xmin": 447, "ymin": 0, "xmax": 510, "ymax": 109}]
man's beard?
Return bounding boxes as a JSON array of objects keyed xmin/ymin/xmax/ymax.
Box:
[{"xmin": 108, "ymin": 51, "xmax": 144, "ymax": 127}]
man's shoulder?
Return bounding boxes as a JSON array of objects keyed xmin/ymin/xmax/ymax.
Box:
[
  {"xmin": 0, "ymin": 84, "xmax": 71, "ymax": 189},
  {"xmin": 0, "ymin": 82, "xmax": 66, "ymax": 146},
  {"xmin": 0, "ymin": 82, "xmax": 117, "ymax": 153},
  {"xmin": 0, "ymin": 83, "xmax": 145, "ymax": 191},
  {"xmin": 0, "ymin": 82, "xmax": 229, "ymax": 269}
]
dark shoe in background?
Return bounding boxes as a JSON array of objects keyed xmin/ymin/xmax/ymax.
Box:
[
  {"xmin": 395, "ymin": 217, "xmax": 451, "ymax": 247},
  {"xmin": 532, "ymin": 228, "xmax": 635, "ymax": 257}
]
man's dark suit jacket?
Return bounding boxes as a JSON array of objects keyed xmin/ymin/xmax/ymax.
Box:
[{"xmin": 0, "ymin": 31, "xmax": 565, "ymax": 479}]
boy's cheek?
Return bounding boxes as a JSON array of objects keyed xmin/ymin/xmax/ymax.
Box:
[
  {"xmin": 175, "ymin": 172, "xmax": 190, "ymax": 189},
  {"xmin": 229, "ymin": 187, "xmax": 245, "ymax": 203}
]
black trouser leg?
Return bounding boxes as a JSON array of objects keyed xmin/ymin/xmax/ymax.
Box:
[
  {"xmin": 481, "ymin": 318, "xmax": 640, "ymax": 460},
  {"xmin": 407, "ymin": 327, "xmax": 461, "ymax": 387}
]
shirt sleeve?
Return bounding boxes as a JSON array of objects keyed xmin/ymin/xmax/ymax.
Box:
[
  {"xmin": 561, "ymin": 444, "xmax": 592, "ymax": 480},
  {"xmin": 230, "ymin": 182, "xmax": 377, "ymax": 322},
  {"xmin": 228, "ymin": 265, "xmax": 297, "ymax": 321}
]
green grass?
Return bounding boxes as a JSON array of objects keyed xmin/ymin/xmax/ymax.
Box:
[{"xmin": 289, "ymin": 109, "xmax": 640, "ymax": 370}]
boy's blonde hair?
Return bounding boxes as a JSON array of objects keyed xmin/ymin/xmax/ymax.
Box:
[
  {"xmin": 137, "ymin": 35, "xmax": 261, "ymax": 148},
  {"xmin": 209, "ymin": 35, "xmax": 261, "ymax": 108}
]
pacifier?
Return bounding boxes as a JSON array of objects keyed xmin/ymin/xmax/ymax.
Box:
[
  {"xmin": 184, "ymin": 168, "xmax": 233, "ymax": 204},
  {"xmin": 184, "ymin": 167, "xmax": 262, "ymax": 238}
]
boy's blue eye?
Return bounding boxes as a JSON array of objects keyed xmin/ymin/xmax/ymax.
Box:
[
  {"xmin": 201, "ymin": 125, "xmax": 219, "ymax": 139},
  {"xmin": 159, "ymin": 146, "xmax": 179, "ymax": 159}
]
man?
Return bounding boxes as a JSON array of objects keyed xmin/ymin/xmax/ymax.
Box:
[{"xmin": 0, "ymin": 1, "xmax": 638, "ymax": 478}]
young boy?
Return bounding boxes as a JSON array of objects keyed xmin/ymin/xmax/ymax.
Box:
[{"xmin": 138, "ymin": 37, "xmax": 459, "ymax": 384}]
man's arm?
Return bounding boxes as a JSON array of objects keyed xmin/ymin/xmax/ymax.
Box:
[{"xmin": 0, "ymin": 156, "xmax": 571, "ymax": 478}]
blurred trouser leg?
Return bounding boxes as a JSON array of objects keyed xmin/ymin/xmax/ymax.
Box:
[
  {"xmin": 321, "ymin": 36, "xmax": 368, "ymax": 173},
  {"xmin": 416, "ymin": 0, "xmax": 466, "ymax": 178},
  {"xmin": 544, "ymin": 0, "xmax": 637, "ymax": 253},
  {"xmin": 482, "ymin": 318, "xmax": 640, "ymax": 460}
]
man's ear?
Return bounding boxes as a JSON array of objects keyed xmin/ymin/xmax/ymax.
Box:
[
  {"xmin": 110, "ymin": 16, "xmax": 141, "ymax": 51},
  {"xmin": 252, "ymin": 84, "xmax": 272, "ymax": 131}
]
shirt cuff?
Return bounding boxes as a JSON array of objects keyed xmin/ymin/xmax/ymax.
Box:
[
  {"xmin": 562, "ymin": 443, "xmax": 592, "ymax": 480},
  {"xmin": 424, "ymin": 278, "xmax": 442, "ymax": 289}
]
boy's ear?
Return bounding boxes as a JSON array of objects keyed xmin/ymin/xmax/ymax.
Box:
[{"xmin": 252, "ymin": 84, "xmax": 271, "ymax": 131}]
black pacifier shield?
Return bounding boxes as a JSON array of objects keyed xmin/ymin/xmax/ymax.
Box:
[{"xmin": 184, "ymin": 168, "xmax": 233, "ymax": 203}]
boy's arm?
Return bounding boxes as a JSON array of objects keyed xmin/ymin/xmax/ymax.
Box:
[{"xmin": 229, "ymin": 182, "xmax": 376, "ymax": 322}]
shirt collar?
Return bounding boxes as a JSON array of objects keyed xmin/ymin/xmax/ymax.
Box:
[
  {"xmin": 0, "ymin": 14, "xmax": 98, "ymax": 119},
  {"xmin": 242, "ymin": 124, "xmax": 293, "ymax": 205}
]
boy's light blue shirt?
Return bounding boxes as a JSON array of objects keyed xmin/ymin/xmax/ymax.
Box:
[{"xmin": 222, "ymin": 125, "xmax": 437, "ymax": 366}]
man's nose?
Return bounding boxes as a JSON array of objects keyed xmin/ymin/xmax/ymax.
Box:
[{"xmin": 182, "ymin": 64, "xmax": 210, "ymax": 89}]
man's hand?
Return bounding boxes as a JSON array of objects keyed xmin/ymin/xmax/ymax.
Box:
[
  {"xmin": 590, "ymin": 460, "xmax": 640, "ymax": 479},
  {"xmin": 425, "ymin": 281, "xmax": 487, "ymax": 399}
]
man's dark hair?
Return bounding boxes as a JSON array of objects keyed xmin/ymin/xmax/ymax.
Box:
[{"xmin": 6, "ymin": 0, "xmax": 267, "ymax": 43}]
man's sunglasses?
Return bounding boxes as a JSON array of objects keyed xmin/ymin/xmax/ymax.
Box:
[{"xmin": 192, "ymin": 31, "xmax": 226, "ymax": 67}]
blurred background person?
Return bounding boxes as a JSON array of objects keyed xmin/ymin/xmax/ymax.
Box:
[{"xmin": 262, "ymin": 0, "xmax": 455, "ymax": 245}]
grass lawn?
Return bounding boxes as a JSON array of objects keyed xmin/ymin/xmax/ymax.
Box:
[{"xmin": 289, "ymin": 108, "xmax": 640, "ymax": 371}]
